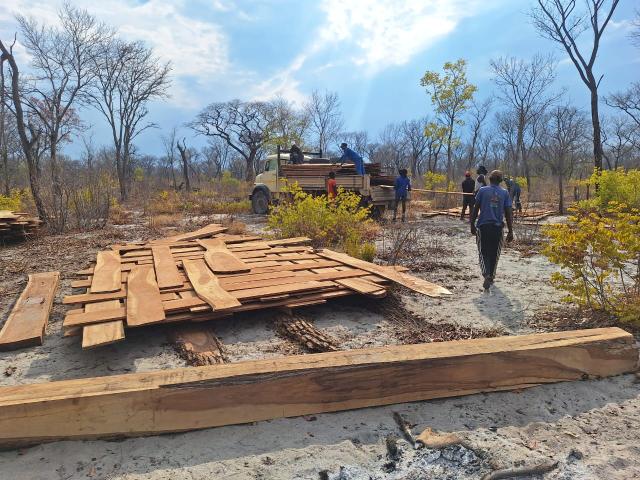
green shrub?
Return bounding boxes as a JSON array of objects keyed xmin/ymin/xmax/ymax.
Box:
[
  {"xmin": 267, "ymin": 183, "xmax": 377, "ymax": 259},
  {"xmin": 0, "ymin": 189, "xmax": 27, "ymax": 211},
  {"xmin": 587, "ymin": 168, "xmax": 640, "ymax": 210},
  {"xmin": 542, "ymin": 202, "xmax": 640, "ymax": 323}
]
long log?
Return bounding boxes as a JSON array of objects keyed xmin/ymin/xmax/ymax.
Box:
[{"xmin": 0, "ymin": 328, "xmax": 636, "ymax": 448}]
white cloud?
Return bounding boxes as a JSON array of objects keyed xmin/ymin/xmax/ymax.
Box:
[
  {"xmin": 0, "ymin": 0, "xmax": 230, "ymax": 106},
  {"xmin": 319, "ymin": 0, "xmax": 504, "ymax": 70}
]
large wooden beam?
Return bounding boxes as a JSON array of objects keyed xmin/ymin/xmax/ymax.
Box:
[{"xmin": 0, "ymin": 328, "xmax": 636, "ymax": 448}]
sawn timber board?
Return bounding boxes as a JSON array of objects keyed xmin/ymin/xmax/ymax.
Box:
[
  {"xmin": 0, "ymin": 328, "xmax": 635, "ymax": 448},
  {"xmin": 0, "ymin": 272, "xmax": 60, "ymax": 351}
]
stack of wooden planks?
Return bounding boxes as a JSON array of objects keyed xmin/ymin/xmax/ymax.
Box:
[
  {"xmin": 423, "ymin": 207, "xmax": 556, "ymax": 220},
  {"xmin": 0, "ymin": 327, "xmax": 635, "ymax": 448},
  {"xmin": 0, "ymin": 211, "xmax": 42, "ymax": 238},
  {"xmin": 280, "ymin": 162, "xmax": 383, "ymax": 177},
  {"xmin": 63, "ymin": 224, "xmax": 451, "ymax": 349}
]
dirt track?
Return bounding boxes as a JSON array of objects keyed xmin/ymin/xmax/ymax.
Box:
[{"xmin": 0, "ymin": 214, "xmax": 639, "ymax": 479}]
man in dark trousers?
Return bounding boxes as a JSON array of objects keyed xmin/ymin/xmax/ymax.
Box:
[
  {"xmin": 393, "ymin": 168, "xmax": 411, "ymax": 222},
  {"xmin": 460, "ymin": 171, "xmax": 475, "ymax": 220},
  {"xmin": 470, "ymin": 170, "xmax": 514, "ymax": 290}
]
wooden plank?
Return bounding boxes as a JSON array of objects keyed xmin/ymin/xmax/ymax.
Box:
[
  {"xmin": 126, "ymin": 266, "xmax": 166, "ymax": 327},
  {"xmin": 91, "ymin": 251, "xmax": 121, "ymax": 293},
  {"xmin": 182, "ymin": 259, "xmax": 241, "ymax": 311},
  {"xmin": 151, "ymin": 246, "xmax": 182, "ymax": 289},
  {"xmin": 0, "ymin": 272, "xmax": 60, "ymax": 351},
  {"xmin": 336, "ymin": 277, "xmax": 387, "ymax": 296},
  {"xmin": 318, "ymin": 249, "xmax": 452, "ymax": 297},
  {"xmin": 0, "ymin": 328, "xmax": 635, "ymax": 448},
  {"xmin": 151, "ymin": 224, "xmax": 226, "ymax": 244},
  {"xmin": 197, "ymin": 239, "xmax": 250, "ymax": 274},
  {"xmin": 81, "ymin": 301, "xmax": 125, "ymax": 349}
]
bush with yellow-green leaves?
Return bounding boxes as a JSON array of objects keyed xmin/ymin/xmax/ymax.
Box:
[
  {"xmin": 267, "ymin": 183, "xmax": 378, "ymax": 260},
  {"xmin": 543, "ymin": 169, "xmax": 640, "ymax": 323}
]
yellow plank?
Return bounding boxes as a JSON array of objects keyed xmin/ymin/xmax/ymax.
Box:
[{"xmin": 81, "ymin": 301, "xmax": 125, "ymax": 349}]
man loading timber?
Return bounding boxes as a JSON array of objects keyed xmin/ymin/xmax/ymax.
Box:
[
  {"xmin": 339, "ymin": 143, "xmax": 365, "ymax": 175},
  {"xmin": 470, "ymin": 170, "xmax": 514, "ymax": 290}
]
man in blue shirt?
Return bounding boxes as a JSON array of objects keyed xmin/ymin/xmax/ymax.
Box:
[
  {"xmin": 340, "ymin": 143, "xmax": 365, "ymax": 175},
  {"xmin": 470, "ymin": 170, "xmax": 514, "ymax": 290},
  {"xmin": 393, "ymin": 168, "xmax": 411, "ymax": 222}
]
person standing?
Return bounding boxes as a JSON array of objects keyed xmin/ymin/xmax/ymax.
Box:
[
  {"xmin": 470, "ymin": 170, "xmax": 514, "ymax": 290},
  {"xmin": 507, "ymin": 177, "xmax": 523, "ymax": 213},
  {"xmin": 290, "ymin": 143, "xmax": 303, "ymax": 164},
  {"xmin": 339, "ymin": 143, "xmax": 365, "ymax": 175},
  {"xmin": 460, "ymin": 171, "xmax": 475, "ymax": 220},
  {"xmin": 327, "ymin": 171, "xmax": 338, "ymax": 199},
  {"xmin": 393, "ymin": 168, "xmax": 411, "ymax": 222},
  {"xmin": 474, "ymin": 165, "xmax": 488, "ymax": 194}
]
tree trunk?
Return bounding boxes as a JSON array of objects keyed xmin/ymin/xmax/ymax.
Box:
[
  {"xmin": 115, "ymin": 149, "xmax": 127, "ymax": 201},
  {"xmin": 445, "ymin": 120, "xmax": 454, "ymax": 185},
  {"xmin": 177, "ymin": 141, "xmax": 191, "ymax": 192},
  {"xmin": 245, "ymin": 151, "xmax": 256, "ymax": 183},
  {"xmin": 558, "ymin": 172, "xmax": 564, "ymax": 215},
  {"xmin": 0, "ymin": 46, "xmax": 48, "ymax": 222},
  {"xmin": 590, "ymin": 86, "xmax": 604, "ymax": 172}
]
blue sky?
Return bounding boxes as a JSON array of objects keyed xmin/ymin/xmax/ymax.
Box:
[{"xmin": 1, "ymin": 0, "xmax": 638, "ymax": 158}]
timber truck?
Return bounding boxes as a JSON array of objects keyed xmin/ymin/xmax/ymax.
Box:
[{"xmin": 249, "ymin": 146, "xmax": 399, "ymax": 216}]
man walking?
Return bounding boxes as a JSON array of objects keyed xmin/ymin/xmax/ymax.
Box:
[
  {"xmin": 460, "ymin": 171, "xmax": 475, "ymax": 220},
  {"xmin": 393, "ymin": 168, "xmax": 411, "ymax": 222},
  {"xmin": 470, "ymin": 170, "xmax": 514, "ymax": 290},
  {"xmin": 339, "ymin": 143, "xmax": 365, "ymax": 175},
  {"xmin": 506, "ymin": 177, "xmax": 523, "ymax": 213}
]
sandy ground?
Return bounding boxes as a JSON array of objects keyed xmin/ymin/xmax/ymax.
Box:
[{"xmin": 0, "ymin": 214, "xmax": 639, "ymax": 479}]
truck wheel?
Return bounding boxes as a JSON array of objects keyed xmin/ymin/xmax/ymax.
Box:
[{"xmin": 251, "ymin": 190, "xmax": 270, "ymax": 214}]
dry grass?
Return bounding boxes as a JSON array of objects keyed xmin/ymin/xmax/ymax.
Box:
[{"xmin": 147, "ymin": 213, "xmax": 183, "ymax": 230}]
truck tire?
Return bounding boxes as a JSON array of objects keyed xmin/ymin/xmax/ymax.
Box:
[{"xmin": 251, "ymin": 189, "xmax": 270, "ymax": 214}]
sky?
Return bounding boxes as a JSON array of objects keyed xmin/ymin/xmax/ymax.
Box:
[{"xmin": 0, "ymin": 0, "xmax": 638, "ymax": 158}]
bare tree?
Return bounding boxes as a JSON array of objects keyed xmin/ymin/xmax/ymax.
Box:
[
  {"xmin": 377, "ymin": 123, "xmax": 406, "ymax": 172},
  {"xmin": 0, "ymin": 38, "xmax": 48, "ymax": 220},
  {"xmin": 602, "ymin": 115, "xmax": 638, "ymax": 169},
  {"xmin": 89, "ymin": 38, "xmax": 171, "ymax": 200},
  {"xmin": 202, "ymin": 137, "xmax": 231, "ymax": 179},
  {"xmin": 607, "ymin": 82, "xmax": 640, "ymax": 129},
  {"xmin": 0, "ymin": 55, "xmax": 8, "ymax": 195},
  {"xmin": 536, "ymin": 104, "xmax": 588, "ymax": 213},
  {"xmin": 267, "ymin": 96, "xmax": 309, "ymax": 149},
  {"xmin": 176, "ymin": 137, "xmax": 191, "ymax": 192},
  {"xmin": 16, "ymin": 4, "xmax": 109, "ymax": 229},
  {"xmin": 490, "ymin": 54, "xmax": 558, "ymax": 190},
  {"xmin": 190, "ymin": 100, "xmax": 274, "ymax": 182},
  {"xmin": 465, "ymin": 97, "xmax": 494, "ymax": 171},
  {"xmin": 304, "ymin": 90, "xmax": 344, "ymax": 155},
  {"xmin": 341, "ymin": 131, "xmax": 369, "ymax": 158},
  {"xmin": 400, "ymin": 118, "xmax": 429, "ymax": 177},
  {"xmin": 531, "ymin": 0, "xmax": 620, "ymax": 172},
  {"xmin": 632, "ymin": 8, "xmax": 640, "ymax": 47},
  {"xmin": 161, "ymin": 127, "xmax": 178, "ymax": 189}
]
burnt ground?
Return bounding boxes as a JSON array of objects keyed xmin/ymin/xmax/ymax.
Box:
[{"xmin": 0, "ymin": 213, "xmax": 639, "ymax": 479}]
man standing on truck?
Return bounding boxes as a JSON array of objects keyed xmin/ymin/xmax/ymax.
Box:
[
  {"xmin": 470, "ymin": 170, "xmax": 514, "ymax": 290},
  {"xmin": 339, "ymin": 143, "xmax": 365, "ymax": 175},
  {"xmin": 290, "ymin": 143, "xmax": 303, "ymax": 164},
  {"xmin": 393, "ymin": 168, "xmax": 411, "ymax": 222},
  {"xmin": 460, "ymin": 171, "xmax": 475, "ymax": 220}
]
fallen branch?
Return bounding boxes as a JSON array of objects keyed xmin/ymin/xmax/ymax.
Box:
[
  {"xmin": 481, "ymin": 460, "xmax": 558, "ymax": 480},
  {"xmin": 274, "ymin": 313, "xmax": 338, "ymax": 353},
  {"xmin": 393, "ymin": 412, "xmax": 416, "ymax": 447}
]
